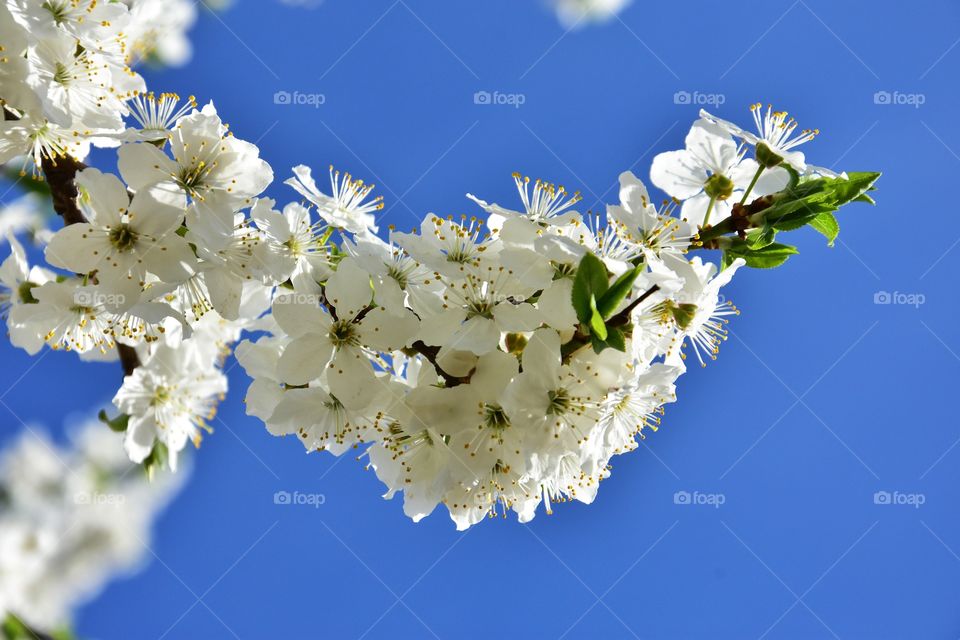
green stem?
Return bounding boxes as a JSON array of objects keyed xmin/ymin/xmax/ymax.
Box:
[
  {"xmin": 702, "ymin": 195, "xmax": 717, "ymax": 227},
  {"xmin": 738, "ymin": 165, "xmax": 765, "ymax": 205}
]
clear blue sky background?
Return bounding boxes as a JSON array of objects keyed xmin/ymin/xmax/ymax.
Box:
[{"xmin": 2, "ymin": 0, "xmax": 959, "ymax": 638}]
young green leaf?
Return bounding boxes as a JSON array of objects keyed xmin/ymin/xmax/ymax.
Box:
[
  {"xmin": 588, "ymin": 294, "xmax": 608, "ymax": 340},
  {"xmin": 808, "ymin": 211, "xmax": 840, "ymax": 246},
  {"xmin": 830, "ymin": 172, "xmax": 881, "ymax": 206},
  {"xmin": 571, "ymin": 252, "xmax": 609, "ymax": 323},
  {"xmin": 746, "ymin": 224, "xmax": 777, "ymax": 249},
  {"xmin": 605, "ymin": 326, "xmax": 627, "ymax": 352},
  {"xmin": 98, "ymin": 409, "xmax": 130, "ymax": 433},
  {"xmin": 739, "ymin": 242, "xmax": 799, "ymax": 269},
  {"xmin": 597, "ymin": 265, "xmax": 642, "ymax": 319}
]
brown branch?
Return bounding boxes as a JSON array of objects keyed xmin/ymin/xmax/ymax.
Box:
[
  {"xmin": 38, "ymin": 155, "xmax": 142, "ymax": 377},
  {"xmin": 696, "ymin": 194, "xmax": 776, "ymax": 246},
  {"xmin": 409, "ymin": 340, "xmax": 471, "ymax": 387},
  {"xmin": 40, "ymin": 155, "xmax": 87, "ymax": 225},
  {"xmin": 609, "ymin": 284, "xmax": 660, "ymax": 327}
]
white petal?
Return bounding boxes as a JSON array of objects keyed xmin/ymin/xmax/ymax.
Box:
[
  {"xmin": 325, "ymin": 258, "xmax": 372, "ymax": 320},
  {"xmin": 650, "ymin": 149, "xmax": 706, "ymax": 200},
  {"xmin": 685, "ymin": 119, "xmax": 739, "ymax": 174},
  {"xmin": 521, "ymin": 328, "xmax": 561, "ymax": 388},
  {"xmin": 146, "ymin": 235, "xmax": 196, "ymax": 284},
  {"xmin": 277, "ymin": 334, "xmax": 334, "ymax": 385},
  {"xmin": 449, "ymin": 316, "xmax": 500, "ymax": 354},
  {"xmin": 493, "ymin": 302, "xmax": 541, "ymax": 331},
  {"xmin": 272, "ymin": 295, "xmax": 329, "ymax": 338},
  {"xmin": 359, "ymin": 306, "xmax": 418, "ymax": 351},
  {"xmin": 537, "ymin": 278, "xmax": 578, "ymax": 332},
  {"xmin": 117, "ymin": 142, "xmax": 177, "ymax": 190},
  {"xmin": 44, "ymin": 224, "xmax": 101, "ymax": 273},
  {"xmin": 327, "ymin": 348, "xmax": 375, "ymax": 410},
  {"xmin": 123, "ymin": 416, "xmax": 156, "ymax": 464}
]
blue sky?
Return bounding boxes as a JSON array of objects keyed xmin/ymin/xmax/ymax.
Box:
[{"xmin": 2, "ymin": 0, "xmax": 960, "ymax": 637}]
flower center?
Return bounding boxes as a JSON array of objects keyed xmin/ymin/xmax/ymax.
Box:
[
  {"xmin": 53, "ymin": 61, "xmax": 72, "ymax": 86},
  {"xmin": 466, "ymin": 297, "xmax": 495, "ymax": 320},
  {"xmin": 328, "ymin": 319, "xmax": 359, "ymax": 348},
  {"xmin": 482, "ymin": 404, "xmax": 510, "ymax": 431},
  {"xmin": 655, "ymin": 300, "xmax": 698, "ymax": 330},
  {"xmin": 109, "ymin": 224, "xmax": 139, "ymax": 252},
  {"xmin": 547, "ymin": 388, "xmax": 571, "ymax": 416},
  {"xmin": 42, "ymin": 1, "xmax": 68, "ymax": 25}
]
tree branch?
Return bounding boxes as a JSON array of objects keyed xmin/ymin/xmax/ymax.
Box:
[
  {"xmin": 408, "ymin": 340, "xmax": 471, "ymax": 387},
  {"xmin": 695, "ymin": 194, "xmax": 775, "ymax": 245},
  {"xmin": 40, "ymin": 155, "xmax": 87, "ymax": 225}
]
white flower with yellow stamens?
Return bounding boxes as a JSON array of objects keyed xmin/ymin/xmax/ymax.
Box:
[
  {"xmin": 609, "ymin": 170, "xmax": 694, "ymax": 258},
  {"xmin": 286, "ymin": 164, "xmax": 383, "ymax": 235},
  {"xmin": 118, "ymin": 103, "xmax": 273, "ymax": 225},
  {"xmin": 701, "ymin": 103, "xmax": 819, "ymax": 172},
  {"xmin": 113, "ymin": 342, "xmax": 227, "ymax": 471},
  {"xmin": 468, "ymin": 172, "xmax": 582, "ymax": 226}
]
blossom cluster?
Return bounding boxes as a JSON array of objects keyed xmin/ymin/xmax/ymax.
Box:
[
  {"xmin": 0, "ymin": 418, "xmax": 182, "ymax": 631},
  {"xmin": 0, "ymin": 0, "xmax": 208, "ymax": 180},
  {"xmin": 0, "ymin": 1, "xmax": 878, "ymax": 531}
]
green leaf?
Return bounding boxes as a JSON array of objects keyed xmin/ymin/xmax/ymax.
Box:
[
  {"xmin": 2, "ymin": 614, "xmax": 30, "ymax": 640},
  {"xmin": 808, "ymin": 211, "xmax": 840, "ymax": 246},
  {"xmin": 596, "ymin": 265, "xmax": 641, "ymax": 319},
  {"xmin": 830, "ymin": 172, "xmax": 881, "ymax": 206},
  {"xmin": 720, "ymin": 250, "xmax": 738, "ymax": 271},
  {"xmin": 571, "ymin": 252, "xmax": 609, "ymax": 324},
  {"xmin": 763, "ymin": 172, "xmax": 881, "ymax": 231},
  {"xmin": 746, "ymin": 224, "xmax": 776, "ymax": 249},
  {"xmin": 588, "ymin": 294, "xmax": 608, "ymax": 340},
  {"xmin": 605, "ymin": 327, "xmax": 627, "ymax": 352},
  {"xmin": 739, "ymin": 242, "xmax": 799, "ymax": 269},
  {"xmin": 589, "ymin": 327, "xmax": 626, "ymax": 354},
  {"xmin": 98, "ymin": 409, "xmax": 129, "ymax": 433}
]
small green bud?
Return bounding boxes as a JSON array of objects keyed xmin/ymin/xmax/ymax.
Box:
[
  {"xmin": 17, "ymin": 281, "xmax": 39, "ymax": 304},
  {"xmin": 658, "ymin": 300, "xmax": 699, "ymax": 330},
  {"xmin": 755, "ymin": 142, "xmax": 784, "ymax": 169},
  {"xmin": 704, "ymin": 173, "xmax": 735, "ymax": 200}
]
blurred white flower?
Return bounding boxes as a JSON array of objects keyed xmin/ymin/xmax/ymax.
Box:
[
  {"xmin": 0, "ymin": 418, "xmax": 183, "ymax": 630},
  {"xmin": 548, "ymin": 0, "xmax": 632, "ymax": 28}
]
